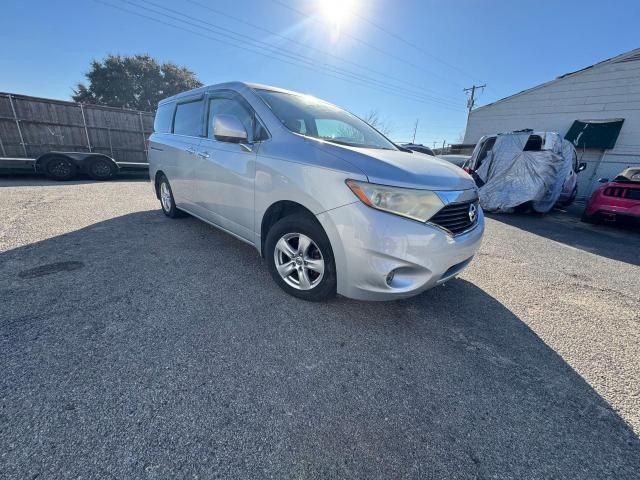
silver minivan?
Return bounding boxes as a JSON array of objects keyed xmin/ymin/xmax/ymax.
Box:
[{"xmin": 148, "ymin": 82, "xmax": 484, "ymax": 301}]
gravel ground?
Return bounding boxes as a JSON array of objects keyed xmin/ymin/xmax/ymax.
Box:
[{"xmin": 1, "ymin": 176, "xmax": 639, "ymax": 479}]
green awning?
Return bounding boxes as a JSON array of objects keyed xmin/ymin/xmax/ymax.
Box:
[{"xmin": 565, "ymin": 118, "xmax": 624, "ymax": 149}]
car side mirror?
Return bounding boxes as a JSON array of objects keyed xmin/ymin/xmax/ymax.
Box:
[
  {"xmin": 213, "ymin": 114, "xmax": 248, "ymax": 143},
  {"xmin": 577, "ymin": 162, "xmax": 587, "ymax": 172},
  {"xmin": 597, "ymin": 177, "xmax": 609, "ymax": 183}
]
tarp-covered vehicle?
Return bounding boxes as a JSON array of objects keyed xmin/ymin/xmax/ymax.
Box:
[{"xmin": 464, "ymin": 131, "xmax": 586, "ymax": 213}]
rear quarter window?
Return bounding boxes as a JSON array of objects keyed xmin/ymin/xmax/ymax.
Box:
[{"xmin": 154, "ymin": 102, "xmax": 174, "ymax": 133}]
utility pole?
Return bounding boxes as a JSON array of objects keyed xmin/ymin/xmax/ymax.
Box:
[
  {"xmin": 432, "ymin": 141, "xmax": 437, "ymax": 149},
  {"xmin": 463, "ymin": 84, "xmax": 486, "ymax": 119},
  {"xmin": 442, "ymin": 139, "xmax": 446, "ymax": 151},
  {"xmin": 411, "ymin": 119, "xmax": 419, "ymax": 143}
]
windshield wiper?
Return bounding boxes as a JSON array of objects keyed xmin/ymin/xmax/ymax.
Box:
[{"xmin": 394, "ymin": 144, "xmax": 412, "ymax": 153}]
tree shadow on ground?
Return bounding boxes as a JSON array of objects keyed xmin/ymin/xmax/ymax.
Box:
[{"xmin": 1, "ymin": 210, "xmax": 638, "ymax": 479}]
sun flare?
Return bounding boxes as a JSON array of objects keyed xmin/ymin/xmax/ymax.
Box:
[{"xmin": 317, "ymin": 0, "xmax": 358, "ymax": 39}]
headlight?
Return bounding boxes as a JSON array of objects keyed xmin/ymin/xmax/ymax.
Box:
[{"xmin": 346, "ymin": 179, "xmax": 444, "ymax": 222}]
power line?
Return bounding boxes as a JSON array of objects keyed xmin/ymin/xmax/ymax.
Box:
[
  {"xmin": 351, "ymin": 9, "xmax": 483, "ymax": 83},
  {"xmin": 184, "ymin": 0, "xmax": 462, "ymax": 104},
  {"xmin": 101, "ymin": 0, "xmax": 466, "ymax": 111},
  {"xmin": 269, "ymin": 0, "xmax": 467, "ymax": 89},
  {"xmin": 126, "ymin": 0, "xmax": 464, "ymax": 109}
]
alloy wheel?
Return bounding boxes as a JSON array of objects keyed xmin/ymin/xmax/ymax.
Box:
[
  {"xmin": 160, "ymin": 181, "xmax": 172, "ymax": 212},
  {"xmin": 273, "ymin": 233, "xmax": 325, "ymax": 290}
]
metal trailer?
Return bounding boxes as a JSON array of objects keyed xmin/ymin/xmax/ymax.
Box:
[{"xmin": 0, "ymin": 92, "xmax": 153, "ymax": 180}]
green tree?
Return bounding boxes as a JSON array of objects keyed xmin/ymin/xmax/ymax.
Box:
[{"xmin": 72, "ymin": 54, "xmax": 203, "ymax": 111}]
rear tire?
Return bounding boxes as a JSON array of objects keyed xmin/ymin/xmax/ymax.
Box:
[
  {"xmin": 43, "ymin": 156, "xmax": 77, "ymax": 181},
  {"xmin": 88, "ymin": 157, "xmax": 117, "ymax": 180},
  {"xmin": 265, "ymin": 214, "xmax": 337, "ymax": 301},
  {"xmin": 158, "ymin": 174, "xmax": 183, "ymax": 218}
]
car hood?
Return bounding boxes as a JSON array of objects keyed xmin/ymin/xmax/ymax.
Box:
[{"xmin": 317, "ymin": 142, "xmax": 476, "ymax": 191}]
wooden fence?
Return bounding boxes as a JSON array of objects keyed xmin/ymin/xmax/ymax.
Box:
[{"xmin": 0, "ymin": 92, "xmax": 154, "ymax": 163}]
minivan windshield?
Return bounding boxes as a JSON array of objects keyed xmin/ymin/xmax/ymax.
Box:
[{"xmin": 256, "ymin": 89, "xmax": 397, "ymax": 150}]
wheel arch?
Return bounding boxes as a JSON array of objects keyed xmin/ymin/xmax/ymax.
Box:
[
  {"xmin": 35, "ymin": 152, "xmax": 76, "ymax": 171},
  {"xmin": 81, "ymin": 154, "xmax": 118, "ymax": 174},
  {"xmin": 260, "ymin": 200, "xmax": 320, "ymax": 257}
]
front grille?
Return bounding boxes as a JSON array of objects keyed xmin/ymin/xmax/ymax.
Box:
[
  {"xmin": 429, "ymin": 200, "xmax": 478, "ymax": 235},
  {"xmin": 604, "ymin": 186, "xmax": 640, "ymax": 199}
]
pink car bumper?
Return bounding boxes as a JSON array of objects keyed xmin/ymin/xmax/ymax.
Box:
[{"xmin": 585, "ymin": 182, "xmax": 640, "ymax": 221}]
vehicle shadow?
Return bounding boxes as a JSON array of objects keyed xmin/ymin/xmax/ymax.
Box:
[
  {"xmin": 0, "ymin": 172, "xmax": 149, "ymax": 187},
  {"xmin": 486, "ymin": 207, "xmax": 640, "ymax": 266},
  {"xmin": 1, "ymin": 210, "xmax": 638, "ymax": 479}
]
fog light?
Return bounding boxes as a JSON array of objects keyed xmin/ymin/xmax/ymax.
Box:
[{"xmin": 386, "ymin": 270, "xmax": 395, "ymax": 286}]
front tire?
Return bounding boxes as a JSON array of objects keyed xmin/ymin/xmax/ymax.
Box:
[
  {"xmin": 158, "ymin": 174, "xmax": 183, "ymax": 218},
  {"xmin": 514, "ymin": 202, "xmax": 533, "ymax": 214},
  {"xmin": 265, "ymin": 215, "xmax": 337, "ymax": 301}
]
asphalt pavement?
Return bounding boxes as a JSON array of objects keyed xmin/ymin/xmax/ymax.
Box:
[{"xmin": 1, "ymin": 176, "xmax": 639, "ymax": 479}]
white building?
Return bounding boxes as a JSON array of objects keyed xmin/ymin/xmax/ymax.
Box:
[{"xmin": 464, "ymin": 48, "xmax": 640, "ymax": 197}]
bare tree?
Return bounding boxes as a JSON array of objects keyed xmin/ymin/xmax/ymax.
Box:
[{"xmin": 362, "ymin": 110, "xmax": 393, "ymax": 136}]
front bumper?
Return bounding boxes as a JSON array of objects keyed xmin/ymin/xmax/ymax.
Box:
[{"xmin": 317, "ymin": 202, "xmax": 485, "ymax": 301}]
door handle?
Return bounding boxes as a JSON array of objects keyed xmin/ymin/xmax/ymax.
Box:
[
  {"xmin": 186, "ymin": 147, "xmax": 197, "ymax": 155},
  {"xmin": 196, "ymin": 150, "xmax": 210, "ymax": 159}
]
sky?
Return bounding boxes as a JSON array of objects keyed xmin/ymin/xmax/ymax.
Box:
[{"xmin": 2, "ymin": 0, "xmax": 639, "ymax": 146}]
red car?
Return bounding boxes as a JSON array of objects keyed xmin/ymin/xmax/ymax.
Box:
[{"xmin": 582, "ymin": 168, "xmax": 640, "ymax": 225}]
